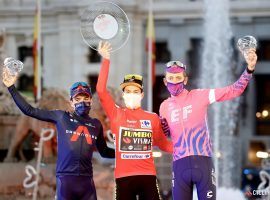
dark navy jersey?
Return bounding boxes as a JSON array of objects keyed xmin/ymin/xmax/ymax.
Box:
[{"xmin": 8, "ymin": 85, "xmax": 114, "ymax": 177}]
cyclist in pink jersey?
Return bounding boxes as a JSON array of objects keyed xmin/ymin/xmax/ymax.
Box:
[{"xmin": 159, "ymin": 49, "xmax": 257, "ymax": 200}]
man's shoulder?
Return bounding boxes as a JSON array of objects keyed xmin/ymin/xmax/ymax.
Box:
[
  {"xmin": 189, "ymin": 88, "xmax": 210, "ymax": 96},
  {"xmin": 141, "ymin": 109, "xmax": 159, "ymax": 121},
  {"xmin": 51, "ymin": 109, "xmax": 66, "ymax": 115},
  {"xmin": 143, "ymin": 109, "xmax": 157, "ymax": 116},
  {"xmin": 90, "ymin": 117, "xmax": 101, "ymax": 123},
  {"xmin": 160, "ymin": 97, "xmax": 172, "ymax": 107},
  {"xmin": 90, "ymin": 118, "xmax": 103, "ymax": 129},
  {"xmin": 163, "ymin": 97, "xmax": 172, "ymax": 103}
]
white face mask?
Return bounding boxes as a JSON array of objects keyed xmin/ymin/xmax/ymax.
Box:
[{"xmin": 123, "ymin": 93, "xmax": 142, "ymax": 109}]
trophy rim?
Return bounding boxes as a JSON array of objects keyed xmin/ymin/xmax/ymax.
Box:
[{"xmin": 80, "ymin": 1, "xmax": 130, "ymax": 53}]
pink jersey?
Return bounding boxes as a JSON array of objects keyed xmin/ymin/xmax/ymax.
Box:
[{"xmin": 159, "ymin": 70, "xmax": 252, "ymax": 161}]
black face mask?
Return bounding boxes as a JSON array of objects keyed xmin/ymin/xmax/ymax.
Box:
[{"xmin": 74, "ymin": 102, "xmax": 91, "ymax": 116}]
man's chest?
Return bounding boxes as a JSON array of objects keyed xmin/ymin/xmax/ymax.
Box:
[
  {"xmin": 113, "ymin": 114, "xmax": 155, "ymax": 154},
  {"xmin": 166, "ymin": 101, "xmax": 194, "ymax": 123},
  {"xmin": 58, "ymin": 114, "xmax": 99, "ymax": 145}
]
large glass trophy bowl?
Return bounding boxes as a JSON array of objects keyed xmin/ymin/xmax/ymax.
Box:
[{"xmin": 80, "ymin": 1, "xmax": 130, "ymax": 52}]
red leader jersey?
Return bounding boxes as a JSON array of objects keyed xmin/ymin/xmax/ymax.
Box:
[{"xmin": 97, "ymin": 59, "xmax": 173, "ymax": 179}]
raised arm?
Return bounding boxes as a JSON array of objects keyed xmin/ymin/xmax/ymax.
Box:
[
  {"xmin": 2, "ymin": 68, "xmax": 61, "ymax": 123},
  {"xmin": 96, "ymin": 41, "xmax": 117, "ymax": 119},
  {"xmin": 209, "ymin": 49, "xmax": 257, "ymax": 103},
  {"xmin": 96, "ymin": 122, "xmax": 115, "ymax": 158}
]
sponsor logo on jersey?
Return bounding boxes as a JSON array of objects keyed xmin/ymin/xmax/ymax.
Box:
[
  {"xmin": 70, "ymin": 118, "xmax": 78, "ymax": 123},
  {"xmin": 66, "ymin": 125, "xmax": 97, "ymax": 144},
  {"xmin": 127, "ymin": 120, "xmax": 137, "ymax": 124},
  {"xmin": 172, "ymin": 172, "xmax": 175, "ymax": 187},
  {"xmin": 171, "ymin": 109, "xmax": 181, "ymax": 122},
  {"xmin": 126, "ymin": 120, "xmax": 138, "ymax": 128},
  {"xmin": 121, "ymin": 153, "xmax": 151, "ymax": 159},
  {"xmin": 140, "ymin": 120, "xmax": 151, "ymax": 128},
  {"xmin": 170, "ymin": 105, "xmax": 192, "ymax": 122},
  {"xmin": 119, "ymin": 127, "xmax": 152, "ymax": 152},
  {"xmin": 183, "ymin": 105, "xmax": 192, "ymax": 119},
  {"xmin": 85, "ymin": 123, "xmax": 95, "ymax": 128},
  {"xmin": 207, "ymin": 190, "xmax": 213, "ymax": 198},
  {"xmin": 211, "ymin": 168, "xmax": 216, "ymax": 186}
]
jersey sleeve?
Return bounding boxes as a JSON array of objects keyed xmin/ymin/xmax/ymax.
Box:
[
  {"xmin": 159, "ymin": 102, "xmax": 166, "ymax": 119},
  {"xmin": 194, "ymin": 69, "xmax": 252, "ymax": 105},
  {"xmin": 95, "ymin": 120, "xmax": 115, "ymax": 158},
  {"xmin": 159, "ymin": 102, "xmax": 171, "ymax": 137},
  {"xmin": 152, "ymin": 114, "xmax": 173, "ymax": 153},
  {"xmin": 96, "ymin": 59, "xmax": 118, "ymax": 120},
  {"xmin": 8, "ymin": 85, "xmax": 62, "ymax": 123},
  {"xmin": 208, "ymin": 69, "xmax": 252, "ymax": 104},
  {"xmin": 189, "ymin": 89, "xmax": 211, "ymax": 106}
]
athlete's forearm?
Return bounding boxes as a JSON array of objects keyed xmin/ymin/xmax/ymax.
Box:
[
  {"xmin": 156, "ymin": 139, "xmax": 173, "ymax": 153},
  {"xmin": 214, "ymin": 68, "xmax": 252, "ymax": 102},
  {"xmin": 96, "ymin": 58, "xmax": 117, "ymax": 119},
  {"xmin": 96, "ymin": 59, "xmax": 110, "ymax": 95},
  {"xmin": 96, "ymin": 131, "xmax": 115, "ymax": 158},
  {"xmin": 98, "ymin": 146, "xmax": 115, "ymax": 158},
  {"xmin": 153, "ymin": 129, "xmax": 173, "ymax": 153},
  {"xmin": 160, "ymin": 117, "xmax": 171, "ymax": 137},
  {"xmin": 8, "ymin": 85, "xmax": 58, "ymax": 123},
  {"xmin": 153, "ymin": 116, "xmax": 173, "ymax": 153}
]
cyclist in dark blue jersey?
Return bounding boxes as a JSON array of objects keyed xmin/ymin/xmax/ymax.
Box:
[{"xmin": 2, "ymin": 68, "xmax": 115, "ymax": 200}]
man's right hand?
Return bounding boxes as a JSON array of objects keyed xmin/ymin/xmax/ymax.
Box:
[
  {"xmin": 98, "ymin": 41, "xmax": 112, "ymax": 60},
  {"xmin": 2, "ymin": 67, "xmax": 17, "ymax": 87}
]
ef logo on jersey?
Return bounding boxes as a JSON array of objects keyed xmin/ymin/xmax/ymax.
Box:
[
  {"xmin": 183, "ymin": 105, "xmax": 192, "ymax": 119},
  {"xmin": 171, "ymin": 105, "xmax": 192, "ymax": 122}
]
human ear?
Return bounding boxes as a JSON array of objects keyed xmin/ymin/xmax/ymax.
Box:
[
  {"xmin": 184, "ymin": 77, "xmax": 188, "ymax": 85},
  {"xmin": 163, "ymin": 78, "xmax": 167, "ymax": 86},
  {"xmin": 70, "ymin": 100, "xmax": 75, "ymax": 109}
]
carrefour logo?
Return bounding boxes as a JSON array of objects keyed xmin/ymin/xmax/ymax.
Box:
[{"xmin": 121, "ymin": 153, "xmax": 151, "ymax": 159}]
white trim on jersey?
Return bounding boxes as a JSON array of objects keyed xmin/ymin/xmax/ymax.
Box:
[{"xmin": 209, "ymin": 89, "xmax": 216, "ymax": 104}]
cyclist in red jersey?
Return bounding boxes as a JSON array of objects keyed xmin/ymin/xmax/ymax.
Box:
[{"xmin": 96, "ymin": 41, "xmax": 173, "ymax": 200}]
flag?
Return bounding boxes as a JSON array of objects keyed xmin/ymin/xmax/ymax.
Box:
[
  {"xmin": 146, "ymin": 6, "xmax": 156, "ymax": 86},
  {"xmin": 33, "ymin": 0, "xmax": 41, "ymax": 101}
]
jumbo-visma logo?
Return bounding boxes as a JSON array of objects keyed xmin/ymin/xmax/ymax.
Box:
[
  {"xmin": 119, "ymin": 127, "xmax": 152, "ymax": 152},
  {"xmin": 70, "ymin": 125, "xmax": 92, "ymax": 144}
]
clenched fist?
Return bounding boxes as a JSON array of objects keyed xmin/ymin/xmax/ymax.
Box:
[
  {"xmin": 244, "ymin": 48, "xmax": 257, "ymax": 71},
  {"xmin": 2, "ymin": 67, "xmax": 18, "ymax": 87}
]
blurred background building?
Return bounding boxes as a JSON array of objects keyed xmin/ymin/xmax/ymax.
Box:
[{"xmin": 0, "ymin": 0, "xmax": 270, "ymax": 196}]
